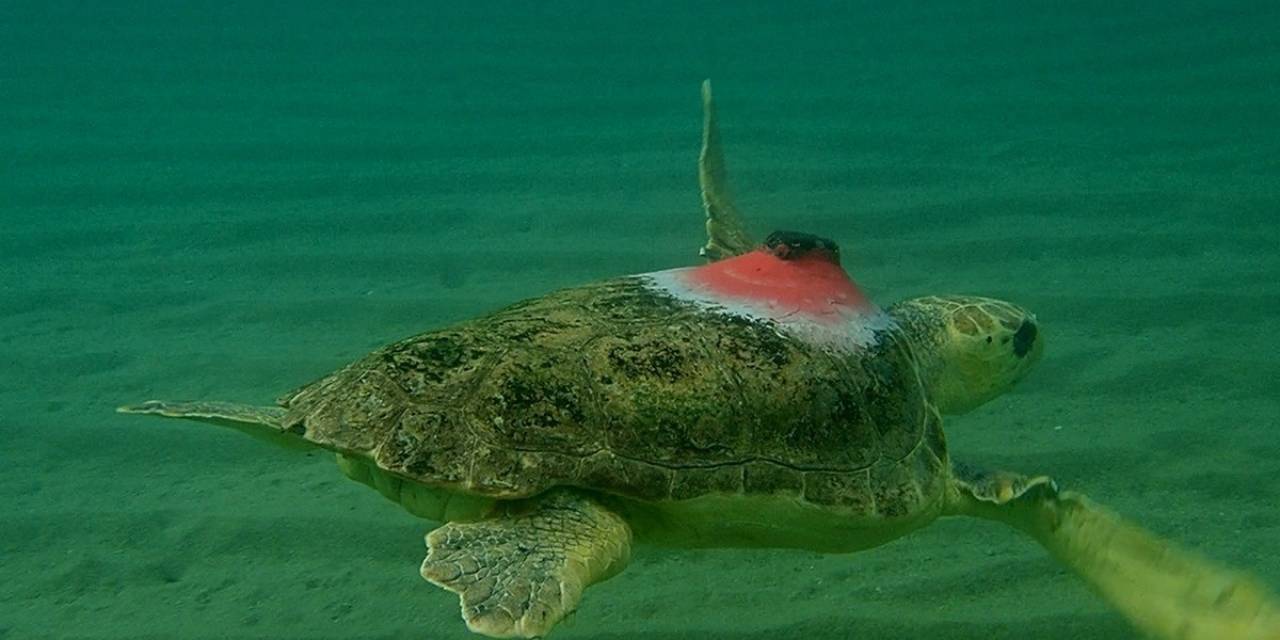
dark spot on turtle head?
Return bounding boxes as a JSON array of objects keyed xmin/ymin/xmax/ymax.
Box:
[
  {"xmin": 1013, "ymin": 320, "xmax": 1038, "ymax": 358},
  {"xmin": 763, "ymin": 230, "xmax": 841, "ymax": 264}
]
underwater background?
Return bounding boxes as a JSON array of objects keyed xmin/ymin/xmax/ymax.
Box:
[{"xmin": 3, "ymin": 1, "xmax": 1278, "ymax": 638}]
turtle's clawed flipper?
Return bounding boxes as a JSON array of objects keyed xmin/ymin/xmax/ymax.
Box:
[
  {"xmin": 421, "ymin": 490, "xmax": 632, "ymax": 639},
  {"xmin": 951, "ymin": 464, "xmax": 1280, "ymax": 640},
  {"xmin": 698, "ymin": 79, "xmax": 754, "ymax": 261},
  {"xmin": 116, "ymin": 400, "xmax": 308, "ymax": 451}
]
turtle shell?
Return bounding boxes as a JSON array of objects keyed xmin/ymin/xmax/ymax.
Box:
[{"xmin": 278, "ymin": 269, "xmax": 948, "ymax": 518}]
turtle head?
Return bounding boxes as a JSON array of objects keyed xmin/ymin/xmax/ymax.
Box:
[{"xmin": 888, "ymin": 295, "xmax": 1043, "ymax": 415}]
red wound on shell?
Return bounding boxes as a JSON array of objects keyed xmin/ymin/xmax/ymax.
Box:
[{"xmin": 683, "ymin": 248, "xmax": 874, "ymax": 322}]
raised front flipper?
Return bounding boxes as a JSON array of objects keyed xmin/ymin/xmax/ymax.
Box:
[
  {"xmin": 698, "ymin": 79, "xmax": 754, "ymax": 261},
  {"xmin": 421, "ymin": 490, "xmax": 632, "ymax": 639}
]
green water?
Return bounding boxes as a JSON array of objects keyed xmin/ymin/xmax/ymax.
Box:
[{"xmin": 2, "ymin": 2, "xmax": 1278, "ymax": 638}]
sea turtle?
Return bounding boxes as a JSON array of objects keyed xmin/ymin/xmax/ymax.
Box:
[{"xmin": 120, "ymin": 81, "xmax": 1280, "ymax": 640}]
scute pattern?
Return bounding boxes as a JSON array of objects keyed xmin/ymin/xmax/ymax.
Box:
[
  {"xmin": 278, "ymin": 276, "xmax": 948, "ymax": 515},
  {"xmin": 671, "ymin": 465, "xmax": 744, "ymax": 500},
  {"xmin": 469, "ymin": 347, "xmax": 597, "ymax": 453},
  {"xmin": 376, "ymin": 407, "xmax": 471, "ymax": 485}
]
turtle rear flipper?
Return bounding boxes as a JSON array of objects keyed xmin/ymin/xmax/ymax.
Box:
[
  {"xmin": 117, "ymin": 400, "xmax": 310, "ymax": 451},
  {"xmin": 421, "ymin": 490, "xmax": 632, "ymax": 639},
  {"xmin": 951, "ymin": 464, "xmax": 1280, "ymax": 640}
]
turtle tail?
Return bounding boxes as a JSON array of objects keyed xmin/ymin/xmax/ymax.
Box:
[{"xmin": 117, "ymin": 400, "xmax": 311, "ymax": 451}]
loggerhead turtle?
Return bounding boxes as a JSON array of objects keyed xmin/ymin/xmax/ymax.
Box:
[{"xmin": 120, "ymin": 81, "xmax": 1280, "ymax": 640}]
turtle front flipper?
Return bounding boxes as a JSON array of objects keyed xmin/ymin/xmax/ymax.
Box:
[
  {"xmin": 116, "ymin": 400, "xmax": 309, "ymax": 451},
  {"xmin": 949, "ymin": 463, "xmax": 1280, "ymax": 640},
  {"xmin": 698, "ymin": 79, "xmax": 755, "ymax": 261},
  {"xmin": 421, "ymin": 489, "xmax": 632, "ymax": 639}
]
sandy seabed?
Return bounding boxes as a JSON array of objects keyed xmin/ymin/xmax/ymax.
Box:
[{"xmin": 3, "ymin": 2, "xmax": 1278, "ymax": 639}]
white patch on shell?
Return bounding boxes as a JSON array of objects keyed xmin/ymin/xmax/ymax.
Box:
[{"xmin": 638, "ymin": 267, "xmax": 895, "ymax": 353}]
